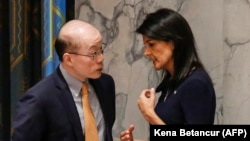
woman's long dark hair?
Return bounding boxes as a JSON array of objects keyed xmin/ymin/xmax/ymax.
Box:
[{"xmin": 136, "ymin": 8, "xmax": 204, "ymax": 92}]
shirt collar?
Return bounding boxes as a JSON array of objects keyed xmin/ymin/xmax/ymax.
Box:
[{"xmin": 59, "ymin": 64, "xmax": 88, "ymax": 97}]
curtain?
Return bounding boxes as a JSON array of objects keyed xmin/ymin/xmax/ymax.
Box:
[
  {"xmin": 9, "ymin": 0, "xmax": 42, "ymax": 139},
  {"xmin": 42, "ymin": 0, "xmax": 66, "ymax": 77}
]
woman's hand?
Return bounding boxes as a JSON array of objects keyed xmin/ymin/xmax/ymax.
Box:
[
  {"xmin": 120, "ymin": 124, "xmax": 134, "ymax": 141},
  {"xmin": 137, "ymin": 88, "xmax": 166, "ymax": 125},
  {"xmin": 137, "ymin": 88, "xmax": 156, "ymax": 118}
]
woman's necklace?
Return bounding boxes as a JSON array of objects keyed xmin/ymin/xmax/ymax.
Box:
[
  {"xmin": 163, "ymin": 67, "xmax": 195, "ymax": 102},
  {"xmin": 163, "ymin": 90, "xmax": 177, "ymax": 102},
  {"xmin": 163, "ymin": 91, "xmax": 169, "ymax": 102}
]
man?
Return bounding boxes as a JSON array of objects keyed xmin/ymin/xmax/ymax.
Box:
[{"xmin": 12, "ymin": 20, "xmax": 116, "ymax": 141}]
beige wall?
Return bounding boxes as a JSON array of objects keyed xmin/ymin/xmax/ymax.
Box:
[{"xmin": 75, "ymin": 0, "xmax": 250, "ymax": 140}]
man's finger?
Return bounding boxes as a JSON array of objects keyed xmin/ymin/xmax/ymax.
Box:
[{"xmin": 128, "ymin": 124, "xmax": 135, "ymax": 132}]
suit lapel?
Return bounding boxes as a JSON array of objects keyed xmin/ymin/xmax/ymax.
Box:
[
  {"xmin": 89, "ymin": 79, "xmax": 107, "ymax": 118},
  {"xmin": 90, "ymin": 78, "xmax": 115, "ymax": 141},
  {"xmin": 89, "ymin": 79, "xmax": 109, "ymax": 137},
  {"xmin": 55, "ymin": 68, "xmax": 84, "ymax": 141}
]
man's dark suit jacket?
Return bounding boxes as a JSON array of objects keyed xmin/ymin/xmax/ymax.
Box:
[{"xmin": 12, "ymin": 67, "xmax": 116, "ymax": 141}]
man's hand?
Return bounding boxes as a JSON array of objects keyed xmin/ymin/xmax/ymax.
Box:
[{"xmin": 120, "ymin": 124, "xmax": 134, "ymax": 141}]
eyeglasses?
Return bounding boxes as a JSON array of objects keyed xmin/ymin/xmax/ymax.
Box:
[{"xmin": 67, "ymin": 49, "xmax": 104, "ymax": 60}]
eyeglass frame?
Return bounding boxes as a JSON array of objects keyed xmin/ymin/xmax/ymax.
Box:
[
  {"xmin": 67, "ymin": 49, "xmax": 104, "ymax": 60},
  {"xmin": 66, "ymin": 44, "xmax": 106, "ymax": 60}
]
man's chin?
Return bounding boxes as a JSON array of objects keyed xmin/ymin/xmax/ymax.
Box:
[{"xmin": 153, "ymin": 64, "xmax": 161, "ymax": 70}]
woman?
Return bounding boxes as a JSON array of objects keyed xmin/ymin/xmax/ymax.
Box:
[{"xmin": 120, "ymin": 8, "xmax": 216, "ymax": 141}]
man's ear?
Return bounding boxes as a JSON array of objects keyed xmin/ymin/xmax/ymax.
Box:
[{"xmin": 63, "ymin": 53, "xmax": 74, "ymax": 66}]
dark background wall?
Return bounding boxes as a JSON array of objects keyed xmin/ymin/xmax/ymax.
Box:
[
  {"xmin": 0, "ymin": 1, "xmax": 10, "ymax": 141},
  {"xmin": 0, "ymin": 1, "xmax": 74, "ymax": 141}
]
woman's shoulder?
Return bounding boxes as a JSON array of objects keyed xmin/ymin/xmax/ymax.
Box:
[
  {"xmin": 176, "ymin": 68, "xmax": 215, "ymax": 99},
  {"xmin": 179, "ymin": 68, "xmax": 214, "ymax": 90},
  {"xmin": 187, "ymin": 68, "xmax": 212, "ymax": 82}
]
